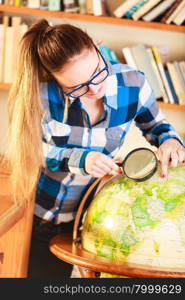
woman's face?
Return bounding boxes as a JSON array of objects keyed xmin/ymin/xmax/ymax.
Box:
[{"xmin": 52, "ymin": 47, "xmax": 108, "ymax": 100}]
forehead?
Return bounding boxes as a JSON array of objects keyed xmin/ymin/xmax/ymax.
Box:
[{"xmin": 53, "ymin": 48, "xmax": 99, "ymax": 87}]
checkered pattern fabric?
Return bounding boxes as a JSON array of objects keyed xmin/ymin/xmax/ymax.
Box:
[{"xmin": 35, "ymin": 61, "xmax": 182, "ymax": 224}]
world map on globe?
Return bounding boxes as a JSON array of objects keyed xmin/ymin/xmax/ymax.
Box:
[{"xmin": 82, "ymin": 165, "xmax": 185, "ymax": 277}]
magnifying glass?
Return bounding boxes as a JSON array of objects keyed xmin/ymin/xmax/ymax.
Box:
[{"xmin": 118, "ymin": 147, "xmax": 158, "ymax": 182}]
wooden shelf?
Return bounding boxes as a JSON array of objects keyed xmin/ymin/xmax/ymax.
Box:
[
  {"xmin": 0, "ymin": 5, "xmax": 185, "ymax": 33},
  {"xmin": 0, "ymin": 82, "xmax": 11, "ymax": 90},
  {"xmin": 158, "ymin": 101, "xmax": 185, "ymax": 112},
  {"xmin": 1, "ymin": 82, "xmax": 185, "ymax": 112}
]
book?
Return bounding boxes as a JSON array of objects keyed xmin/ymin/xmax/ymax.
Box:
[
  {"xmin": 11, "ymin": 16, "xmax": 22, "ymax": 80},
  {"xmin": 0, "ymin": 24, "xmax": 5, "ymax": 82},
  {"xmin": 86, "ymin": 0, "xmax": 94, "ymax": 14},
  {"xmin": 172, "ymin": 5, "xmax": 185, "ymax": 25},
  {"xmin": 146, "ymin": 47, "xmax": 168, "ymax": 103},
  {"xmin": 48, "ymin": 0, "xmax": 62, "ymax": 11},
  {"xmin": 152, "ymin": 47, "xmax": 174, "ymax": 104},
  {"xmin": 99, "ymin": 45, "xmax": 120, "ymax": 64},
  {"xmin": 122, "ymin": 46, "xmax": 137, "ymax": 69},
  {"xmin": 130, "ymin": 44, "xmax": 162, "ymax": 99},
  {"xmin": 113, "ymin": 0, "xmax": 140, "ymax": 18},
  {"xmin": 164, "ymin": 0, "xmax": 185, "ymax": 24},
  {"xmin": 27, "ymin": 0, "xmax": 40, "ymax": 8},
  {"xmin": 4, "ymin": 25, "xmax": 14, "ymax": 83},
  {"xmin": 93, "ymin": 0, "xmax": 104, "ymax": 16},
  {"xmin": 142, "ymin": 0, "xmax": 176, "ymax": 22},
  {"xmin": 132, "ymin": 0, "xmax": 162, "ymax": 20},
  {"xmin": 40, "ymin": 0, "xmax": 49, "ymax": 10},
  {"xmin": 1, "ymin": 16, "xmax": 9, "ymax": 83},
  {"xmin": 63, "ymin": 0, "xmax": 79, "ymax": 12},
  {"xmin": 79, "ymin": 0, "xmax": 87, "ymax": 14},
  {"xmin": 179, "ymin": 61, "xmax": 185, "ymax": 83},
  {"xmin": 166, "ymin": 62, "xmax": 185, "ymax": 105},
  {"xmin": 174, "ymin": 61, "xmax": 185, "ymax": 95},
  {"xmin": 165, "ymin": 70, "xmax": 179, "ymax": 104},
  {"xmin": 15, "ymin": 0, "xmax": 22, "ymax": 6},
  {"xmin": 125, "ymin": 0, "xmax": 149, "ymax": 19},
  {"xmin": 161, "ymin": 0, "xmax": 184, "ymax": 23}
]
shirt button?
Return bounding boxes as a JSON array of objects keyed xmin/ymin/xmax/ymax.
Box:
[{"xmin": 87, "ymin": 128, "xmax": 90, "ymax": 133}]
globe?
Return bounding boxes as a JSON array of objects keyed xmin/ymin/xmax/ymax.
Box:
[{"xmin": 82, "ymin": 165, "xmax": 185, "ymax": 277}]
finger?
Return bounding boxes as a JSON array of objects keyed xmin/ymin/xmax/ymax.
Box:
[
  {"xmin": 160, "ymin": 150, "xmax": 171, "ymax": 177},
  {"xmin": 170, "ymin": 151, "xmax": 179, "ymax": 168},
  {"xmin": 100, "ymin": 155, "xmax": 120, "ymax": 172},
  {"xmin": 91, "ymin": 169, "xmax": 105, "ymax": 178},
  {"xmin": 156, "ymin": 149, "xmax": 162, "ymax": 161},
  {"xmin": 177, "ymin": 149, "xmax": 185, "ymax": 163},
  {"xmin": 92, "ymin": 165, "xmax": 107, "ymax": 176},
  {"xmin": 96, "ymin": 159, "xmax": 112, "ymax": 174}
]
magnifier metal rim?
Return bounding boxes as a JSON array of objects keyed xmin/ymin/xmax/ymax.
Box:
[{"xmin": 122, "ymin": 147, "xmax": 158, "ymax": 182}]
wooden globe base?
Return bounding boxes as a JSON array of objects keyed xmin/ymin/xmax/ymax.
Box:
[{"xmin": 49, "ymin": 231, "xmax": 185, "ymax": 278}]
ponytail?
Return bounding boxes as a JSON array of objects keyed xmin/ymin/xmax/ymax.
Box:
[
  {"xmin": 2, "ymin": 20, "xmax": 51, "ymax": 203},
  {"xmin": 1, "ymin": 19, "xmax": 95, "ymax": 203}
]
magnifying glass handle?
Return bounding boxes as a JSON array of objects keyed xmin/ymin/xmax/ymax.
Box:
[{"xmin": 116, "ymin": 162, "xmax": 123, "ymax": 167}]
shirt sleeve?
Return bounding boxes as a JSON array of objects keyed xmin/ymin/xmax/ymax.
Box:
[
  {"xmin": 41, "ymin": 112, "xmax": 90, "ymax": 175},
  {"xmin": 134, "ymin": 72, "xmax": 183, "ymax": 148},
  {"xmin": 42, "ymin": 139, "xmax": 90, "ymax": 175}
]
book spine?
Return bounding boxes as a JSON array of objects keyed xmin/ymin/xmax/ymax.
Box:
[
  {"xmin": 165, "ymin": 0, "xmax": 185, "ymax": 24},
  {"xmin": 173, "ymin": 6, "xmax": 185, "ymax": 25},
  {"xmin": 161, "ymin": 0, "xmax": 183, "ymax": 23},
  {"xmin": 152, "ymin": 47, "xmax": 174, "ymax": 104},
  {"xmin": 142, "ymin": 0, "xmax": 176, "ymax": 22},
  {"xmin": 147, "ymin": 47, "xmax": 168, "ymax": 103},
  {"xmin": 40, "ymin": 0, "xmax": 49, "ymax": 10},
  {"xmin": 179, "ymin": 62, "xmax": 185, "ymax": 83},
  {"xmin": 113, "ymin": 0, "xmax": 140, "ymax": 18},
  {"xmin": 165, "ymin": 70, "xmax": 179, "ymax": 104},
  {"xmin": 125, "ymin": 0, "xmax": 149, "ymax": 19},
  {"xmin": 93, "ymin": 0, "xmax": 103, "ymax": 16},
  {"xmin": 79, "ymin": 0, "xmax": 86, "ymax": 14},
  {"xmin": 122, "ymin": 47, "xmax": 137, "ymax": 69},
  {"xmin": 48, "ymin": 0, "xmax": 62, "ymax": 11},
  {"xmin": 27, "ymin": 0, "xmax": 40, "ymax": 8},
  {"xmin": 63, "ymin": 0, "xmax": 79, "ymax": 12},
  {"xmin": 15, "ymin": 0, "xmax": 22, "ymax": 6},
  {"xmin": 132, "ymin": 0, "xmax": 162, "ymax": 20},
  {"xmin": 0, "ymin": 25, "xmax": 5, "ymax": 81}
]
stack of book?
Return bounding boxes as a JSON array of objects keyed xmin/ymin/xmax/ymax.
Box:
[
  {"xmin": 114, "ymin": 0, "xmax": 185, "ymax": 25},
  {"xmin": 0, "ymin": 0, "xmax": 111, "ymax": 16},
  {"xmin": 122, "ymin": 44, "xmax": 185, "ymax": 105},
  {"xmin": 0, "ymin": 15, "xmax": 28, "ymax": 83}
]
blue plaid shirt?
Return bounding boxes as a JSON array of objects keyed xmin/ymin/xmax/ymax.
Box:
[{"xmin": 35, "ymin": 61, "xmax": 182, "ymax": 224}]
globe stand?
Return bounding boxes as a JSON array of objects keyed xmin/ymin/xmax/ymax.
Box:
[{"xmin": 49, "ymin": 175, "xmax": 185, "ymax": 278}]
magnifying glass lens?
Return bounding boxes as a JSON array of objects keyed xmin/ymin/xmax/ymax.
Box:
[{"xmin": 123, "ymin": 148, "xmax": 157, "ymax": 181}]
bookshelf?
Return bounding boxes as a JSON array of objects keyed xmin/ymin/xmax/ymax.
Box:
[
  {"xmin": 1, "ymin": 82, "xmax": 185, "ymax": 112},
  {"xmin": 0, "ymin": 4, "xmax": 185, "ymax": 112},
  {"xmin": 0, "ymin": 4, "xmax": 185, "ymax": 33}
]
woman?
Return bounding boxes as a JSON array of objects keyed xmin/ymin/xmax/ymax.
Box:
[{"xmin": 5, "ymin": 19, "xmax": 185, "ymax": 278}]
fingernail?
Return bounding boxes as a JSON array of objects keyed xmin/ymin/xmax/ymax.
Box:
[
  {"xmin": 118, "ymin": 169, "xmax": 123, "ymax": 174},
  {"xmin": 161, "ymin": 173, "xmax": 167, "ymax": 178},
  {"xmin": 183, "ymin": 161, "xmax": 185, "ymax": 163}
]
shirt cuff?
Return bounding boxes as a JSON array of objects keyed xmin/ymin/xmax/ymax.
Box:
[
  {"xmin": 68, "ymin": 149, "xmax": 91, "ymax": 176},
  {"xmin": 159, "ymin": 134, "xmax": 184, "ymax": 147}
]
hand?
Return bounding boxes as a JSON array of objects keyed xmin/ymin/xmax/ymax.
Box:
[
  {"xmin": 157, "ymin": 138, "xmax": 185, "ymax": 177},
  {"xmin": 85, "ymin": 152, "xmax": 122, "ymax": 178}
]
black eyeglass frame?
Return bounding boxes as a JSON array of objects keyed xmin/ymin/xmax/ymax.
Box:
[{"xmin": 62, "ymin": 47, "xmax": 109, "ymax": 99}]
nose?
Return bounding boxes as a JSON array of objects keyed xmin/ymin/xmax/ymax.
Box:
[{"xmin": 88, "ymin": 84, "xmax": 100, "ymax": 94}]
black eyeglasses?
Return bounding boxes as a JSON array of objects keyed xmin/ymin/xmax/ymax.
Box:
[{"xmin": 62, "ymin": 47, "xmax": 109, "ymax": 99}]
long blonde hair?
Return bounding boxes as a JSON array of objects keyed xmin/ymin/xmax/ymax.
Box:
[{"xmin": 2, "ymin": 19, "xmax": 95, "ymax": 203}]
